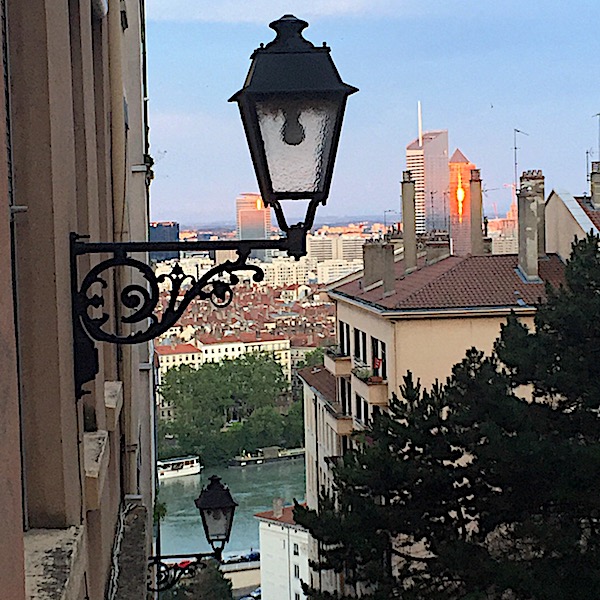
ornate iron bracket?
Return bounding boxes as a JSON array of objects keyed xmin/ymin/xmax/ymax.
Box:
[
  {"xmin": 148, "ymin": 553, "xmax": 215, "ymax": 592},
  {"xmin": 70, "ymin": 226, "xmax": 308, "ymax": 399}
]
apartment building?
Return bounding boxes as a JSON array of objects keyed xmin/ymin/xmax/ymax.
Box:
[
  {"xmin": 256, "ymin": 503, "xmax": 310, "ymax": 600},
  {"xmin": 1, "ymin": 1, "xmax": 154, "ymax": 599},
  {"xmin": 300, "ymin": 169, "xmax": 566, "ymax": 594}
]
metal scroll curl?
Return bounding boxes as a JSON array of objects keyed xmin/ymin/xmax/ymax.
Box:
[
  {"xmin": 148, "ymin": 555, "xmax": 208, "ymax": 592},
  {"xmin": 75, "ymin": 251, "xmax": 265, "ymax": 345}
]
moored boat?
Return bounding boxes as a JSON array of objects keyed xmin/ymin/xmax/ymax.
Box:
[{"xmin": 158, "ymin": 455, "xmax": 203, "ymax": 480}]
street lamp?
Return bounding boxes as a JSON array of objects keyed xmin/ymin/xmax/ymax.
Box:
[
  {"xmin": 149, "ymin": 476, "xmax": 238, "ymax": 592},
  {"xmin": 230, "ymin": 15, "xmax": 357, "ymax": 255},
  {"xmin": 70, "ymin": 15, "xmax": 357, "ymax": 399},
  {"xmin": 194, "ymin": 475, "xmax": 238, "ymax": 562}
]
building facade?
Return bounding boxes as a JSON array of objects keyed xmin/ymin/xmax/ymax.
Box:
[
  {"xmin": 236, "ymin": 192, "xmax": 272, "ymax": 260},
  {"xmin": 449, "ymin": 148, "xmax": 477, "ymax": 255},
  {"xmin": 149, "ymin": 220, "xmax": 180, "ymax": 261},
  {"xmin": 405, "ymin": 130, "xmax": 449, "ymax": 233},
  {"xmin": 0, "ymin": 1, "xmax": 155, "ymax": 599},
  {"xmin": 256, "ymin": 504, "xmax": 310, "ymax": 600}
]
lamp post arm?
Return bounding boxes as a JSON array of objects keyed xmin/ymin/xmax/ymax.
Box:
[{"xmin": 70, "ymin": 229, "xmax": 309, "ymax": 398}]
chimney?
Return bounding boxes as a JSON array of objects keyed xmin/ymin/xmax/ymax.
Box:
[
  {"xmin": 362, "ymin": 242, "xmax": 385, "ymax": 288},
  {"xmin": 382, "ymin": 243, "xmax": 395, "ymax": 295},
  {"xmin": 401, "ymin": 170, "xmax": 417, "ymax": 273},
  {"xmin": 470, "ymin": 169, "xmax": 484, "ymax": 256},
  {"xmin": 273, "ymin": 497, "xmax": 284, "ymax": 519},
  {"xmin": 518, "ymin": 170, "xmax": 544, "ymax": 282},
  {"xmin": 591, "ymin": 161, "xmax": 600, "ymax": 209}
]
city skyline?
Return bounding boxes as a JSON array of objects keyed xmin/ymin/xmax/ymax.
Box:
[{"xmin": 146, "ymin": 1, "xmax": 600, "ymax": 225}]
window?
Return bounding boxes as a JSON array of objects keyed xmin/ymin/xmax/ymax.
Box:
[
  {"xmin": 353, "ymin": 328, "xmax": 367, "ymax": 363},
  {"xmin": 355, "ymin": 394, "xmax": 362, "ymax": 421},
  {"xmin": 295, "ymin": 594, "xmax": 300, "ymax": 600},
  {"xmin": 371, "ymin": 336, "xmax": 387, "ymax": 379},
  {"xmin": 294, "ymin": 564, "xmax": 300, "ymax": 578},
  {"xmin": 293, "ymin": 542, "xmax": 299, "ymax": 556},
  {"xmin": 339, "ymin": 320, "xmax": 350, "ymax": 355},
  {"xmin": 340, "ymin": 378, "xmax": 351, "ymax": 415}
]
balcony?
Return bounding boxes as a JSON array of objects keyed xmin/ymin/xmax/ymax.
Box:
[
  {"xmin": 351, "ymin": 367, "xmax": 389, "ymax": 407},
  {"xmin": 324, "ymin": 346, "xmax": 352, "ymax": 377},
  {"xmin": 323, "ymin": 399, "xmax": 354, "ymax": 436}
]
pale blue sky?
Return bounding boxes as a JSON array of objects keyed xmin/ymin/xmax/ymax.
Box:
[{"xmin": 146, "ymin": 1, "xmax": 600, "ymax": 225}]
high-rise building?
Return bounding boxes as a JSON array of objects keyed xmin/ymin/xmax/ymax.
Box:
[
  {"xmin": 236, "ymin": 193, "xmax": 272, "ymax": 260},
  {"xmin": 149, "ymin": 221, "xmax": 180, "ymax": 261},
  {"xmin": 406, "ymin": 130, "xmax": 449, "ymax": 233},
  {"xmin": 449, "ymin": 149, "xmax": 477, "ymax": 256}
]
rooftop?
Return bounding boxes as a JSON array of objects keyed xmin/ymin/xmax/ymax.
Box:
[
  {"xmin": 575, "ymin": 195, "xmax": 600, "ymax": 231},
  {"xmin": 154, "ymin": 343, "xmax": 200, "ymax": 355},
  {"xmin": 255, "ymin": 504, "xmax": 305, "ymax": 526},
  {"xmin": 298, "ymin": 365, "xmax": 336, "ymax": 403},
  {"xmin": 332, "ymin": 253, "xmax": 565, "ymax": 312}
]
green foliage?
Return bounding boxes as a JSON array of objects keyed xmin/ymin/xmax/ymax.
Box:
[
  {"xmin": 158, "ymin": 561, "xmax": 233, "ymax": 600},
  {"xmin": 282, "ymin": 399, "xmax": 305, "ymax": 448},
  {"xmin": 301, "ymin": 347, "xmax": 325, "ymax": 368},
  {"xmin": 159, "ymin": 353, "xmax": 290, "ymax": 464},
  {"xmin": 296, "ymin": 233, "xmax": 600, "ymax": 599}
]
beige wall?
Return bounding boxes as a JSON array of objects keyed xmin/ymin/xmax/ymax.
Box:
[
  {"xmin": 0, "ymin": 1, "xmax": 26, "ymax": 596},
  {"xmin": 3, "ymin": 0, "xmax": 154, "ymax": 598},
  {"xmin": 545, "ymin": 192, "xmax": 586, "ymax": 261},
  {"xmin": 394, "ymin": 313, "xmax": 535, "ymax": 390}
]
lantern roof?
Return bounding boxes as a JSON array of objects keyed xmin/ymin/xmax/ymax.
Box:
[{"xmin": 229, "ymin": 14, "xmax": 358, "ymax": 99}]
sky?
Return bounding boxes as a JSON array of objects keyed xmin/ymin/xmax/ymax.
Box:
[{"xmin": 146, "ymin": 1, "xmax": 600, "ymax": 226}]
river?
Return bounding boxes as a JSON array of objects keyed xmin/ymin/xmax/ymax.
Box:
[{"xmin": 157, "ymin": 459, "xmax": 306, "ymax": 558}]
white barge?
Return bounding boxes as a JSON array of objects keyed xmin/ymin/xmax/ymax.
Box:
[{"xmin": 158, "ymin": 455, "xmax": 203, "ymax": 480}]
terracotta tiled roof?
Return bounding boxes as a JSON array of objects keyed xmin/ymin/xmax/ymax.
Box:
[
  {"xmin": 155, "ymin": 343, "xmax": 199, "ymax": 355},
  {"xmin": 255, "ymin": 503, "xmax": 306, "ymax": 526},
  {"xmin": 333, "ymin": 254, "xmax": 565, "ymax": 312},
  {"xmin": 575, "ymin": 196, "xmax": 600, "ymax": 230},
  {"xmin": 298, "ymin": 366, "xmax": 336, "ymax": 403}
]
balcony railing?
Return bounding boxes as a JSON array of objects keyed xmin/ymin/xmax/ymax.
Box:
[{"xmin": 324, "ymin": 346, "xmax": 352, "ymax": 377}]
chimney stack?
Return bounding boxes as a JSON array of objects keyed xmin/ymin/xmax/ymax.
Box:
[
  {"xmin": 382, "ymin": 244, "xmax": 395, "ymax": 295},
  {"xmin": 518, "ymin": 170, "xmax": 544, "ymax": 282},
  {"xmin": 470, "ymin": 169, "xmax": 484, "ymax": 256},
  {"xmin": 363, "ymin": 243, "xmax": 385, "ymax": 289},
  {"xmin": 591, "ymin": 162, "xmax": 600, "ymax": 209},
  {"xmin": 401, "ymin": 171, "xmax": 417, "ymax": 273}
]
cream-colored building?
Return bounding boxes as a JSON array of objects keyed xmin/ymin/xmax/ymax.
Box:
[
  {"xmin": 299, "ymin": 169, "xmax": 568, "ymax": 594},
  {"xmin": 256, "ymin": 504, "xmax": 310, "ymax": 600},
  {"xmin": 0, "ymin": 1, "xmax": 154, "ymax": 599}
]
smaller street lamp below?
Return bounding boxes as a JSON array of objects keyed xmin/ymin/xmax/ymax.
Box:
[
  {"xmin": 195, "ymin": 475, "xmax": 238, "ymax": 562},
  {"xmin": 149, "ymin": 476, "xmax": 238, "ymax": 592}
]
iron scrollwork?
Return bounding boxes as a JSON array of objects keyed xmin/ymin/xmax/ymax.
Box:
[
  {"xmin": 148, "ymin": 554, "xmax": 212, "ymax": 592},
  {"xmin": 70, "ymin": 231, "xmax": 300, "ymax": 398}
]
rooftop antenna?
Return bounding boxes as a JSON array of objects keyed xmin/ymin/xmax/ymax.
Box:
[
  {"xmin": 418, "ymin": 100, "xmax": 423, "ymax": 147},
  {"xmin": 513, "ymin": 128, "xmax": 529, "ymax": 193},
  {"xmin": 594, "ymin": 113, "xmax": 600, "ymax": 164}
]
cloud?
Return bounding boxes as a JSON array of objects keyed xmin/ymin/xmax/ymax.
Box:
[{"xmin": 145, "ymin": 0, "xmax": 422, "ymax": 23}]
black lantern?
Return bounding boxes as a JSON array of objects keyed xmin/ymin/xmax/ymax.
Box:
[
  {"xmin": 230, "ymin": 14, "xmax": 357, "ymax": 235},
  {"xmin": 194, "ymin": 475, "xmax": 238, "ymax": 560}
]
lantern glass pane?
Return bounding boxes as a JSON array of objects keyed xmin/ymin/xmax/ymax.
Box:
[
  {"xmin": 256, "ymin": 97, "xmax": 337, "ymax": 195},
  {"xmin": 203, "ymin": 507, "xmax": 233, "ymax": 541}
]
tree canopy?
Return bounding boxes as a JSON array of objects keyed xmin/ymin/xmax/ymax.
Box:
[
  {"xmin": 295, "ymin": 232, "xmax": 600, "ymax": 599},
  {"xmin": 159, "ymin": 352, "xmax": 289, "ymax": 464}
]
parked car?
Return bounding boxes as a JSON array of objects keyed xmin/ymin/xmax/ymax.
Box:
[
  {"xmin": 243, "ymin": 551, "xmax": 260, "ymax": 562},
  {"xmin": 250, "ymin": 587, "xmax": 261, "ymax": 598}
]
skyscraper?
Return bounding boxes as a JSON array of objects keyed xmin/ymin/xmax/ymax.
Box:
[
  {"xmin": 149, "ymin": 221, "xmax": 180, "ymax": 261},
  {"xmin": 449, "ymin": 149, "xmax": 477, "ymax": 256},
  {"xmin": 405, "ymin": 130, "xmax": 449, "ymax": 233},
  {"xmin": 236, "ymin": 193, "xmax": 272, "ymax": 259}
]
